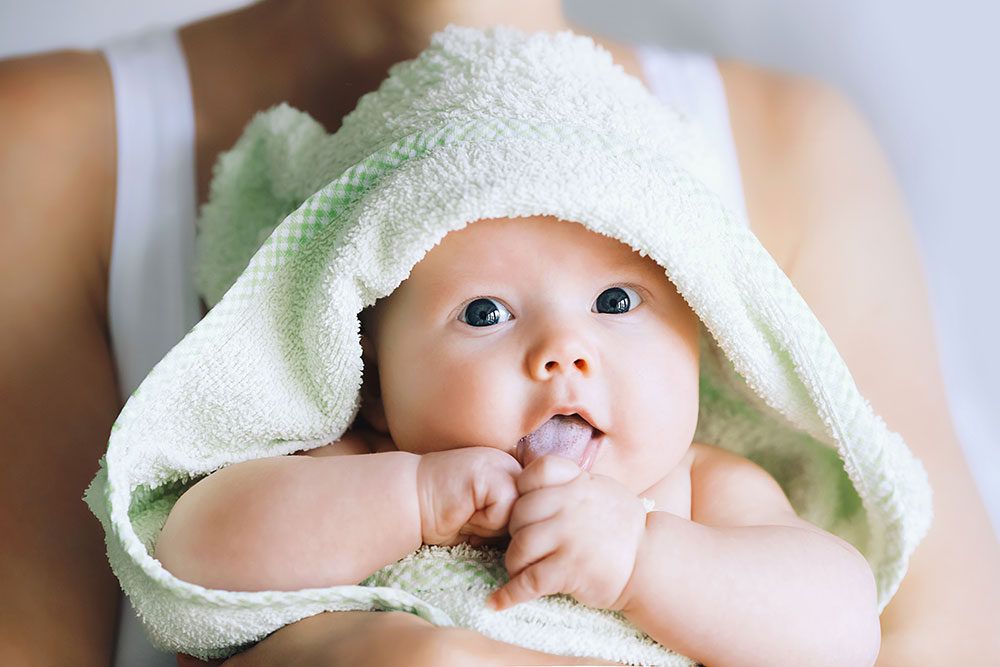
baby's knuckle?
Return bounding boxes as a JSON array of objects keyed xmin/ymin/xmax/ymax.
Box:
[
  {"xmin": 546, "ymin": 454, "xmax": 583, "ymax": 479},
  {"xmin": 475, "ymin": 471, "xmax": 513, "ymax": 506},
  {"xmin": 521, "ymin": 564, "xmax": 552, "ymax": 596},
  {"xmin": 492, "ymin": 470, "xmax": 518, "ymax": 497},
  {"xmin": 531, "ymin": 457, "xmax": 558, "ymax": 482},
  {"xmin": 504, "ymin": 538, "xmax": 527, "ymax": 573},
  {"xmin": 536, "ymin": 454, "xmax": 562, "ymax": 472},
  {"xmin": 507, "ymin": 500, "xmax": 527, "ymax": 531},
  {"xmin": 483, "ymin": 504, "xmax": 512, "ymax": 532}
]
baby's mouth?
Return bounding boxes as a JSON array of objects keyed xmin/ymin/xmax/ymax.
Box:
[{"xmin": 516, "ymin": 414, "xmax": 604, "ymax": 471}]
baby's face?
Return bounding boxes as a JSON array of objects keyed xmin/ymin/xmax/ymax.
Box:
[{"xmin": 367, "ymin": 216, "xmax": 699, "ymax": 494}]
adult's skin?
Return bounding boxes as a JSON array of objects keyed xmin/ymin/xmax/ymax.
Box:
[{"xmin": 1, "ymin": 0, "xmax": 997, "ymax": 665}]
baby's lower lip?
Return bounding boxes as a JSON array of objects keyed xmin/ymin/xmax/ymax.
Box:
[{"xmin": 578, "ymin": 434, "xmax": 603, "ymax": 472}]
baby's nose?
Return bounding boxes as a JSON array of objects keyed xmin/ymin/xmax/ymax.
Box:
[{"xmin": 526, "ymin": 329, "xmax": 596, "ymax": 380}]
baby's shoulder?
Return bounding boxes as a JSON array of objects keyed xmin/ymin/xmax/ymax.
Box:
[
  {"xmin": 294, "ymin": 427, "xmax": 397, "ymax": 457},
  {"xmin": 686, "ymin": 442, "xmax": 801, "ymax": 528}
]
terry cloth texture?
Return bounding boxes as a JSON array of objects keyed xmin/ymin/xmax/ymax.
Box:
[{"xmin": 85, "ymin": 25, "xmax": 932, "ymax": 663}]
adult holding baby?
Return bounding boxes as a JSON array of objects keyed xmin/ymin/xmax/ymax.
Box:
[{"xmin": 1, "ymin": 1, "xmax": 997, "ymax": 666}]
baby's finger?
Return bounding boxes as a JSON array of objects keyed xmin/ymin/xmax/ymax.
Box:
[
  {"xmin": 507, "ymin": 485, "xmax": 568, "ymax": 534},
  {"xmin": 504, "ymin": 521, "xmax": 561, "ymax": 580},
  {"xmin": 469, "ymin": 534, "xmax": 510, "ymax": 548},
  {"xmin": 461, "ymin": 521, "xmax": 508, "ymax": 539},
  {"xmin": 488, "ymin": 559, "xmax": 568, "ymax": 611},
  {"xmin": 471, "ymin": 482, "xmax": 518, "ymax": 533},
  {"xmin": 464, "ymin": 459, "xmax": 518, "ymax": 531},
  {"xmin": 516, "ymin": 455, "xmax": 583, "ymax": 495}
]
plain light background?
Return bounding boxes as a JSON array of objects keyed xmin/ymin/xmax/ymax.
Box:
[{"xmin": 1, "ymin": 1, "xmax": 996, "ymax": 532}]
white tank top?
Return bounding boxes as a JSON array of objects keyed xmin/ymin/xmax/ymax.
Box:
[{"xmin": 101, "ymin": 29, "xmax": 748, "ymax": 666}]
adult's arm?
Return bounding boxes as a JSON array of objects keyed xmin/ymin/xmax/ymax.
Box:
[
  {"xmin": 721, "ymin": 61, "xmax": 1000, "ymax": 662},
  {"xmin": 216, "ymin": 610, "xmax": 615, "ymax": 667},
  {"xmin": 0, "ymin": 51, "xmax": 120, "ymax": 665}
]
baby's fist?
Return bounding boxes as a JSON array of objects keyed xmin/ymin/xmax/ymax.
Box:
[
  {"xmin": 491, "ymin": 455, "xmax": 647, "ymax": 611},
  {"xmin": 416, "ymin": 447, "xmax": 521, "ymax": 546}
]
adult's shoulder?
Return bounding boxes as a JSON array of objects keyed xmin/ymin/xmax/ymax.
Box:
[
  {"xmin": 0, "ymin": 49, "xmax": 116, "ymax": 186},
  {"xmin": 0, "ymin": 48, "xmax": 116, "ymax": 311},
  {"xmin": 716, "ymin": 59, "xmax": 873, "ymax": 273},
  {"xmin": 716, "ymin": 58, "xmax": 921, "ymax": 387}
]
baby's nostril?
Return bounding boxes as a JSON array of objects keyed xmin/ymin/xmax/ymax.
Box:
[
  {"xmin": 574, "ymin": 358, "xmax": 587, "ymax": 370},
  {"xmin": 545, "ymin": 360, "xmax": 557, "ymax": 371}
]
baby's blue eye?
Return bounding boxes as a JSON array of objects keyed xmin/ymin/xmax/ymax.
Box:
[
  {"xmin": 461, "ymin": 298, "xmax": 512, "ymax": 327},
  {"xmin": 593, "ymin": 286, "xmax": 641, "ymax": 314}
]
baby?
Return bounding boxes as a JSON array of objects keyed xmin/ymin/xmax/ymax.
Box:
[
  {"xmin": 86, "ymin": 24, "xmax": 930, "ymax": 667},
  {"xmin": 155, "ymin": 214, "xmax": 881, "ymax": 666}
]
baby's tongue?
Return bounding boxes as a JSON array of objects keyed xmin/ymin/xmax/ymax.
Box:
[{"xmin": 517, "ymin": 414, "xmax": 598, "ymax": 469}]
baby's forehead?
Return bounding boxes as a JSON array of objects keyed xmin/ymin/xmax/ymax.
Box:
[
  {"xmin": 365, "ymin": 215, "xmax": 682, "ymax": 325},
  {"xmin": 366, "ymin": 215, "xmax": 694, "ymax": 338}
]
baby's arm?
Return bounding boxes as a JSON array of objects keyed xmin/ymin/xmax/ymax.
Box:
[
  {"xmin": 622, "ymin": 444, "xmax": 880, "ymax": 667},
  {"xmin": 493, "ymin": 446, "xmax": 879, "ymax": 667},
  {"xmin": 155, "ymin": 434, "xmax": 520, "ymax": 592}
]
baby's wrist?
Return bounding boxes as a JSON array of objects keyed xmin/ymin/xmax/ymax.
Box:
[
  {"xmin": 610, "ymin": 495, "xmax": 653, "ymax": 612},
  {"xmin": 376, "ymin": 450, "xmax": 425, "ymax": 549},
  {"xmin": 415, "ymin": 452, "xmax": 452, "ymax": 544},
  {"xmin": 414, "ymin": 454, "xmax": 433, "ymax": 541}
]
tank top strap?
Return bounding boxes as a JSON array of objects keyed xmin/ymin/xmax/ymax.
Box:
[
  {"xmin": 634, "ymin": 44, "xmax": 749, "ymax": 224},
  {"xmin": 103, "ymin": 30, "xmax": 201, "ymax": 401}
]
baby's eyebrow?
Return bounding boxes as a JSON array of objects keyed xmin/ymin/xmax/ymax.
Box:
[
  {"xmin": 597, "ymin": 258, "xmax": 663, "ymax": 281},
  {"xmin": 414, "ymin": 276, "xmax": 482, "ymax": 310}
]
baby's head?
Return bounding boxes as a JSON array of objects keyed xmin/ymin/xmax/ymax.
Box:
[{"xmin": 358, "ymin": 215, "xmax": 700, "ymax": 493}]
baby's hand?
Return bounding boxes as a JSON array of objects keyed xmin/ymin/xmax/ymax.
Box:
[
  {"xmin": 416, "ymin": 447, "xmax": 521, "ymax": 546},
  {"xmin": 489, "ymin": 455, "xmax": 646, "ymax": 611}
]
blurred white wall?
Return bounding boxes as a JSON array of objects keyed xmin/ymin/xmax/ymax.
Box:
[{"xmin": 2, "ymin": 1, "xmax": 996, "ymax": 532}]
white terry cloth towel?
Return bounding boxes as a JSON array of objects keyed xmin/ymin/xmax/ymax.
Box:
[{"xmin": 85, "ymin": 25, "xmax": 932, "ymax": 664}]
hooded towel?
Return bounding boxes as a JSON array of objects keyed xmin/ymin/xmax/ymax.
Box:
[{"xmin": 86, "ymin": 25, "xmax": 932, "ymax": 664}]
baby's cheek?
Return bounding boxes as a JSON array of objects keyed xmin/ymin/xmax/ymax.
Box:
[
  {"xmin": 438, "ymin": 361, "xmax": 521, "ymax": 445},
  {"xmin": 389, "ymin": 355, "xmax": 520, "ymax": 453},
  {"xmin": 613, "ymin": 338, "xmax": 698, "ymax": 481}
]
